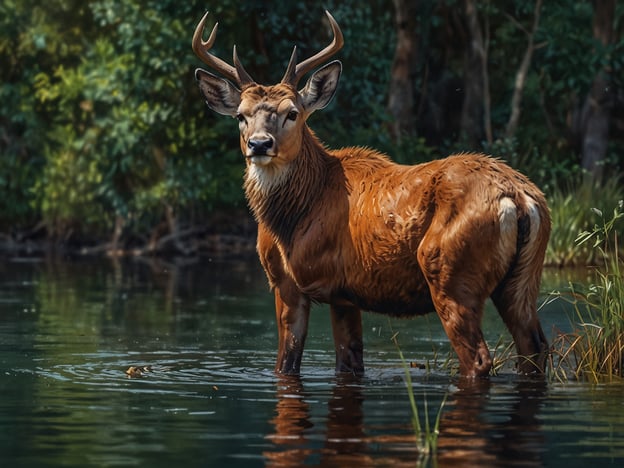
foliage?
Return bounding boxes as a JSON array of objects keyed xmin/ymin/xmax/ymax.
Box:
[
  {"xmin": 550, "ymin": 201, "xmax": 624, "ymax": 383},
  {"xmin": 0, "ymin": 0, "xmax": 395, "ymax": 244},
  {"xmin": 0, "ymin": 0, "xmax": 622, "ymax": 253},
  {"xmin": 482, "ymin": 137, "xmax": 581, "ymax": 194},
  {"xmin": 547, "ymin": 177, "xmax": 623, "ymax": 266}
]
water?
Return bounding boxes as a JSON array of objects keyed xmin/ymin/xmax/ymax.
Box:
[{"xmin": 1, "ymin": 257, "xmax": 623, "ymax": 467}]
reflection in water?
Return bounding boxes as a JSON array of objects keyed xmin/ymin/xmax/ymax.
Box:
[
  {"xmin": 265, "ymin": 376, "xmax": 314, "ymax": 466},
  {"xmin": 323, "ymin": 375, "xmax": 368, "ymax": 465},
  {"xmin": 437, "ymin": 377, "xmax": 547, "ymax": 467},
  {"xmin": 265, "ymin": 375, "xmax": 547, "ymax": 467},
  {"xmin": 265, "ymin": 375, "xmax": 417, "ymax": 467},
  {"xmin": 2, "ymin": 258, "xmax": 624, "ymax": 467}
]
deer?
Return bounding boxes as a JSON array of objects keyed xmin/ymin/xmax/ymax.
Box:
[{"xmin": 192, "ymin": 10, "xmax": 550, "ymax": 378}]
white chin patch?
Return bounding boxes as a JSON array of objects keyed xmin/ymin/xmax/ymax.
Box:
[{"xmin": 249, "ymin": 155, "xmax": 274, "ymax": 166}]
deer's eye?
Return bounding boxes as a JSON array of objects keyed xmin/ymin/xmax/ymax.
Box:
[
  {"xmin": 236, "ymin": 113, "xmax": 246, "ymax": 124},
  {"xmin": 286, "ymin": 110, "xmax": 298, "ymax": 121}
]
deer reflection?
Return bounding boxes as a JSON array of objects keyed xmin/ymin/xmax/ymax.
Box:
[
  {"xmin": 264, "ymin": 375, "xmax": 372, "ymax": 467},
  {"xmin": 322, "ymin": 375, "xmax": 370, "ymax": 466},
  {"xmin": 265, "ymin": 374, "xmax": 546, "ymax": 467},
  {"xmin": 435, "ymin": 377, "xmax": 547, "ymax": 467},
  {"xmin": 264, "ymin": 375, "xmax": 314, "ymax": 465},
  {"xmin": 265, "ymin": 374, "xmax": 418, "ymax": 467}
]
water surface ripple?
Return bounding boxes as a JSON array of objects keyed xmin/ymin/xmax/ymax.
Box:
[{"xmin": 1, "ymin": 258, "xmax": 623, "ymax": 466}]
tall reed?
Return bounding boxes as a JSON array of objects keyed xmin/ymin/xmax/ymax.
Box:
[
  {"xmin": 391, "ymin": 331, "xmax": 447, "ymax": 458},
  {"xmin": 550, "ymin": 201, "xmax": 624, "ymax": 383}
]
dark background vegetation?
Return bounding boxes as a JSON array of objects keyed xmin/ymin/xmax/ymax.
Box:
[{"xmin": 0, "ymin": 0, "xmax": 622, "ymax": 257}]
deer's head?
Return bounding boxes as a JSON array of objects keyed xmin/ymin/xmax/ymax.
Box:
[{"xmin": 193, "ymin": 11, "xmax": 343, "ymax": 169}]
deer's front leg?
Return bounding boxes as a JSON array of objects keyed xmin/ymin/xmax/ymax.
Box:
[
  {"xmin": 330, "ymin": 303, "xmax": 364, "ymax": 375},
  {"xmin": 274, "ymin": 280, "xmax": 310, "ymax": 375}
]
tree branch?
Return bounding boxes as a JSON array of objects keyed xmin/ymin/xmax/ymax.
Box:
[{"xmin": 504, "ymin": 0, "xmax": 543, "ymax": 139}]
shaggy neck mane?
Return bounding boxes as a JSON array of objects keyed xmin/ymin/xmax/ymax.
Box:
[{"xmin": 244, "ymin": 127, "xmax": 331, "ymax": 245}]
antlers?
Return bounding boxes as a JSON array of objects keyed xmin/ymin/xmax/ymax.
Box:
[
  {"xmin": 192, "ymin": 10, "xmax": 344, "ymax": 89},
  {"xmin": 281, "ymin": 11, "xmax": 344, "ymax": 87},
  {"xmin": 192, "ymin": 12, "xmax": 254, "ymax": 86}
]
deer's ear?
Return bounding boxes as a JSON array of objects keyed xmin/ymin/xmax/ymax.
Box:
[
  {"xmin": 195, "ymin": 68, "xmax": 240, "ymax": 116},
  {"xmin": 300, "ymin": 61, "xmax": 341, "ymax": 113}
]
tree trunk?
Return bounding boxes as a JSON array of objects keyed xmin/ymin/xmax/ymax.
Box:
[
  {"xmin": 504, "ymin": 0, "xmax": 543, "ymax": 139},
  {"xmin": 460, "ymin": 0, "xmax": 487, "ymax": 147},
  {"xmin": 387, "ymin": 0, "xmax": 420, "ymax": 142},
  {"xmin": 580, "ymin": 0, "xmax": 615, "ymax": 182}
]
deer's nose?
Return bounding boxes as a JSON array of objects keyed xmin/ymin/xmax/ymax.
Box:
[{"xmin": 248, "ymin": 138, "xmax": 274, "ymax": 155}]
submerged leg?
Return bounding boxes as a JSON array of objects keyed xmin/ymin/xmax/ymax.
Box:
[
  {"xmin": 274, "ymin": 280, "xmax": 310, "ymax": 375},
  {"xmin": 330, "ymin": 304, "xmax": 364, "ymax": 375},
  {"xmin": 491, "ymin": 197, "xmax": 550, "ymax": 373},
  {"xmin": 418, "ymin": 241, "xmax": 493, "ymax": 377},
  {"xmin": 435, "ymin": 296, "xmax": 492, "ymax": 377},
  {"xmin": 491, "ymin": 282, "xmax": 549, "ymax": 373}
]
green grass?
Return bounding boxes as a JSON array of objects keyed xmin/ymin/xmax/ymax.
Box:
[
  {"xmin": 547, "ymin": 177, "xmax": 623, "ymax": 267},
  {"xmin": 391, "ymin": 330, "xmax": 447, "ymax": 460},
  {"xmin": 549, "ymin": 200, "xmax": 624, "ymax": 383}
]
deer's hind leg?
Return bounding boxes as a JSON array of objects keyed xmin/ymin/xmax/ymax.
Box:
[
  {"xmin": 491, "ymin": 277, "xmax": 548, "ymax": 374},
  {"xmin": 430, "ymin": 292, "xmax": 493, "ymax": 377},
  {"xmin": 417, "ymin": 216, "xmax": 497, "ymax": 377},
  {"xmin": 418, "ymin": 248, "xmax": 492, "ymax": 376},
  {"xmin": 491, "ymin": 200, "xmax": 550, "ymax": 373}
]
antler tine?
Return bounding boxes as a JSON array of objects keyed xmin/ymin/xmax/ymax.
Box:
[
  {"xmin": 281, "ymin": 46, "xmax": 299, "ymax": 86},
  {"xmin": 233, "ymin": 46, "xmax": 255, "ymax": 86},
  {"xmin": 282, "ymin": 10, "xmax": 344, "ymax": 87},
  {"xmin": 192, "ymin": 12, "xmax": 254, "ymax": 86}
]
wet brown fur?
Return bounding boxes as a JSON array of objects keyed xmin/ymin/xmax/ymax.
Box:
[
  {"xmin": 239, "ymin": 92, "xmax": 550, "ymax": 376},
  {"xmin": 196, "ymin": 54, "xmax": 550, "ymax": 379}
]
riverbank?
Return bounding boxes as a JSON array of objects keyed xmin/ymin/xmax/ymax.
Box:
[{"xmin": 0, "ymin": 210, "xmax": 258, "ymax": 259}]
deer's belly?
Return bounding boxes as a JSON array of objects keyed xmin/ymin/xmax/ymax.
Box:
[{"xmin": 294, "ymin": 261, "xmax": 435, "ymax": 317}]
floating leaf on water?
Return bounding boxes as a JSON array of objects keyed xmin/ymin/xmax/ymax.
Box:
[{"xmin": 125, "ymin": 366, "xmax": 152, "ymax": 378}]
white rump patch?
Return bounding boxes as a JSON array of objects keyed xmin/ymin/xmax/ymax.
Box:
[
  {"xmin": 524, "ymin": 195, "xmax": 541, "ymax": 247},
  {"xmin": 507, "ymin": 196, "xmax": 543, "ymax": 317},
  {"xmin": 497, "ymin": 197, "xmax": 518, "ymax": 261}
]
